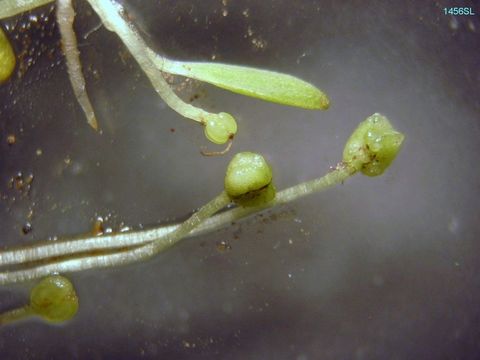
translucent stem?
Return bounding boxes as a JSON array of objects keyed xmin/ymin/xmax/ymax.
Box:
[
  {"xmin": 0, "ymin": 192, "xmax": 231, "ymax": 284},
  {"xmin": 0, "ymin": 113, "xmax": 404, "ymax": 285},
  {"xmin": 0, "ymin": 163, "xmax": 356, "ymax": 271},
  {"xmin": 57, "ymin": 0, "xmax": 98, "ymax": 130},
  {"xmin": 0, "ymin": 305, "xmax": 34, "ymax": 326},
  {"xmin": 84, "ymin": 0, "xmax": 215, "ymax": 124}
]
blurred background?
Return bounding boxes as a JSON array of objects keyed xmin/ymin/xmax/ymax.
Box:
[{"xmin": 0, "ymin": 0, "xmax": 479, "ymax": 358}]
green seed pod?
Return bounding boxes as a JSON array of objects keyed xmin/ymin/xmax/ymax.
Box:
[
  {"xmin": 225, "ymin": 152, "xmax": 276, "ymax": 206},
  {"xmin": 204, "ymin": 112, "xmax": 238, "ymax": 144},
  {"xmin": 30, "ymin": 275, "xmax": 79, "ymax": 323},
  {"xmin": 343, "ymin": 113, "xmax": 405, "ymax": 176},
  {"xmin": 0, "ymin": 26, "xmax": 16, "ymax": 84}
]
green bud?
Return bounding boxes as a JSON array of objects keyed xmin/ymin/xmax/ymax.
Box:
[
  {"xmin": 0, "ymin": 27, "xmax": 15, "ymax": 84},
  {"xmin": 30, "ymin": 275, "xmax": 79, "ymax": 323},
  {"xmin": 225, "ymin": 152, "xmax": 276, "ymax": 206},
  {"xmin": 343, "ymin": 113, "xmax": 405, "ymax": 176},
  {"xmin": 204, "ymin": 112, "xmax": 238, "ymax": 144}
]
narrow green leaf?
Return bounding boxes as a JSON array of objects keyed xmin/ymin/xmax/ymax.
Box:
[{"xmin": 162, "ymin": 60, "xmax": 330, "ymax": 110}]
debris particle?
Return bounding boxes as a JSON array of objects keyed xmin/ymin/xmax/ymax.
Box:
[
  {"xmin": 8, "ymin": 171, "xmax": 34, "ymax": 195},
  {"xmin": 251, "ymin": 37, "xmax": 267, "ymax": 49},
  {"xmin": 6, "ymin": 134, "xmax": 16, "ymax": 145},
  {"xmin": 92, "ymin": 216, "xmax": 104, "ymax": 236},
  {"xmin": 216, "ymin": 240, "xmax": 232, "ymax": 252},
  {"xmin": 22, "ymin": 222, "xmax": 33, "ymax": 234}
]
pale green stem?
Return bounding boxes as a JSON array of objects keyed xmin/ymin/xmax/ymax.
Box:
[
  {"xmin": 0, "ymin": 192, "xmax": 231, "ymax": 284},
  {"xmin": 0, "ymin": 162, "xmax": 357, "ymax": 284},
  {"xmin": 0, "ymin": 305, "xmax": 35, "ymax": 325},
  {"xmin": 85, "ymin": 0, "xmax": 216, "ymax": 124},
  {"xmin": 1, "ymin": 112, "xmax": 401, "ymax": 279},
  {"xmin": 1, "ymin": 161, "xmax": 356, "ymax": 266}
]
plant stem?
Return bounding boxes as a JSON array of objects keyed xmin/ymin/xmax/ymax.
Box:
[
  {"xmin": 0, "ymin": 192, "xmax": 231, "ymax": 284},
  {"xmin": 0, "ymin": 305, "xmax": 34, "ymax": 326},
  {"xmin": 85, "ymin": 0, "xmax": 217, "ymax": 125},
  {"xmin": 0, "ymin": 163, "xmax": 356, "ymax": 284}
]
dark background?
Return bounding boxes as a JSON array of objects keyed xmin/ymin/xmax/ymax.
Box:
[{"xmin": 1, "ymin": 0, "xmax": 479, "ymax": 359}]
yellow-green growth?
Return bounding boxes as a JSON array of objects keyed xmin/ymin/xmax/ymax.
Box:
[
  {"xmin": 204, "ymin": 112, "xmax": 238, "ymax": 144},
  {"xmin": 343, "ymin": 113, "xmax": 404, "ymax": 176},
  {"xmin": 0, "ymin": 26, "xmax": 15, "ymax": 83},
  {"xmin": 161, "ymin": 60, "xmax": 330, "ymax": 110},
  {"xmin": 0, "ymin": 0, "xmax": 54, "ymax": 19},
  {"xmin": 225, "ymin": 152, "xmax": 276, "ymax": 206},
  {"xmin": 30, "ymin": 275, "xmax": 79, "ymax": 323}
]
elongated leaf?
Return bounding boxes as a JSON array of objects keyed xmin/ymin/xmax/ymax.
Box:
[{"xmin": 162, "ymin": 59, "xmax": 330, "ymax": 110}]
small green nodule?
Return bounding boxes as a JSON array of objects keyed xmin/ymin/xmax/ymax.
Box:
[
  {"xmin": 225, "ymin": 152, "xmax": 275, "ymax": 206},
  {"xmin": 0, "ymin": 26, "xmax": 16, "ymax": 84},
  {"xmin": 343, "ymin": 113, "xmax": 405, "ymax": 176},
  {"xmin": 30, "ymin": 275, "xmax": 79, "ymax": 323},
  {"xmin": 204, "ymin": 112, "xmax": 238, "ymax": 144}
]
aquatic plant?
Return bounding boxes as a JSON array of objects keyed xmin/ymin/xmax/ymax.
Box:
[
  {"xmin": 1, "ymin": 0, "xmax": 329, "ymax": 147},
  {"xmin": 0, "ymin": 1, "xmax": 405, "ymax": 326}
]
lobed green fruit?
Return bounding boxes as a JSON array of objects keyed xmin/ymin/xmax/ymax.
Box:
[{"xmin": 343, "ymin": 113, "xmax": 405, "ymax": 176}]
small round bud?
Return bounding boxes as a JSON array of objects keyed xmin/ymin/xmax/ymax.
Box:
[
  {"xmin": 225, "ymin": 152, "xmax": 275, "ymax": 206},
  {"xmin": 30, "ymin": 275, "xmax": 79, "ymax": 323},
  {"xmin": 204, "ymin": 112, "xmax": 237, "ymax": 144},
  {"xmin": 343, "ymin": 113, "xmax": 404, "ymax": 176}
]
